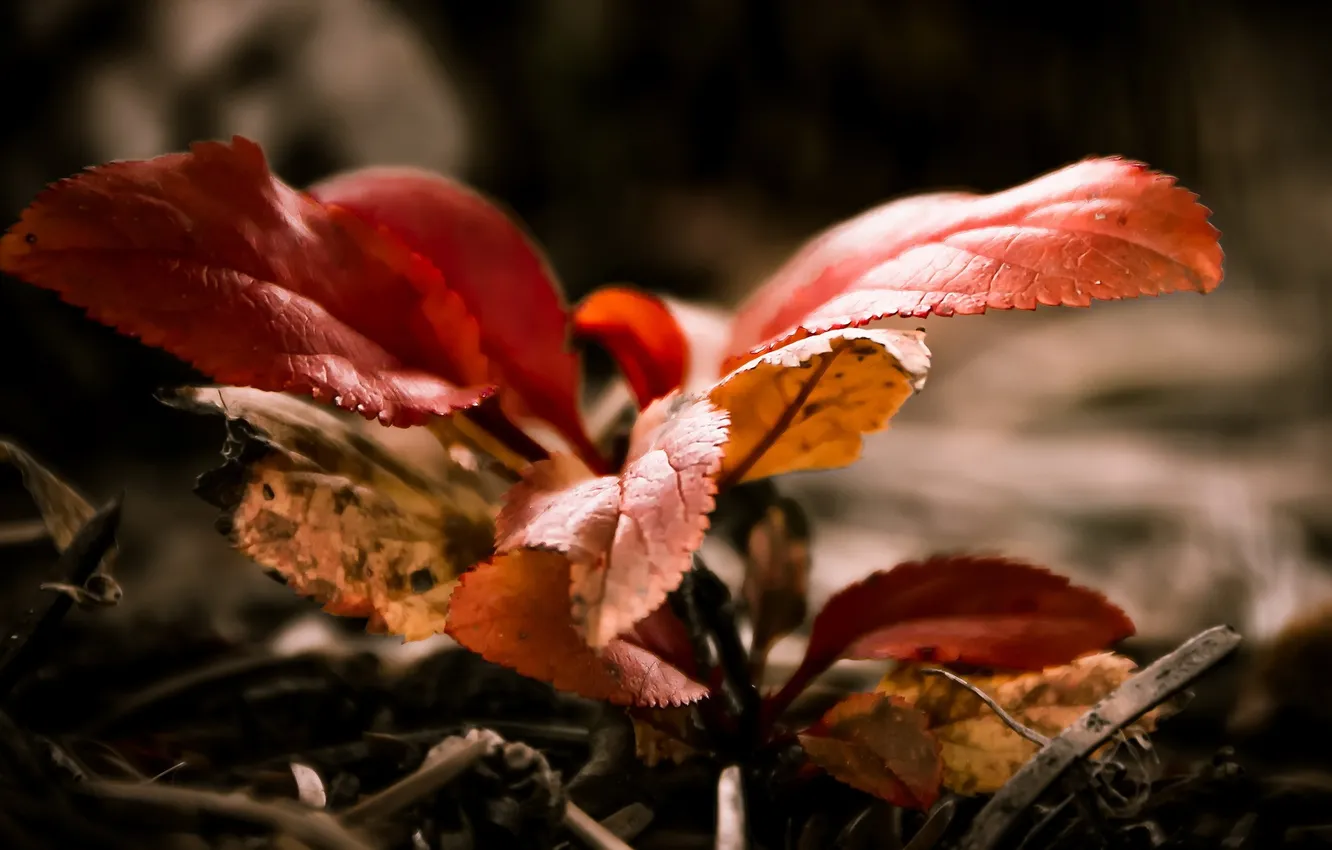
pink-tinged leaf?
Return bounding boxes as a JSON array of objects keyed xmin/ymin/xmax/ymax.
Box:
[
  {"xmin": 445, "ymin": 550, "xmax": 709, "ymax": 707},
  {"xmin": 498, "ymin": 394, "xmax": 730, "ymax": 647},
  {"xmin": 798, "ymin": 692, "xmax": 943, "ymax": 810},
  {"xmin": 0, "ymin": 137, "xmax": 493, "ymax": 426},
  {"xmin": 765, "ymin": 556, "xmax": 1135, "ymax": 725},
  {"xmin": 728, "ymin": 158, "xmax": 1223, "ymax": 363},
  {"xmin": 310, "ymin": 167, "xmax": 605, "ymax": 467}
]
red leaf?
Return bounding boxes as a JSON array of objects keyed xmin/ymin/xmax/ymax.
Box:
[
  {"xmin": 623, "ymin": 603, "xmax": 701, "ymax": 677},
  {"xmin": 798, "ymin": 692, "xmax": 943, "ymax": 809},
  {"xmin": 728, "ymin": 158, "xmax": 1223, "ymax": 363},
  {"xmin": 445, "ymin": 550, "xmax": 708, "ymax": 707},
  {"xmin": 765, "ymin": 556, "xmax": 1134, "ymax": 724},
  {"xmin": 573, "ymin": 286, "xmax": 689, "ymax": 408},
  {"xmin": 310, "ymin": 167, "xmax": 604, "ymax": 466},
  {"xmin": 0, "ymin": 137, "xmax": 492, "ymax": 426},
  {"xmin": 497, "ymin": 394, "xmax": 729, "ymax": 647}
]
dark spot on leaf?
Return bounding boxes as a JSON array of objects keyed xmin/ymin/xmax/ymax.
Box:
[
  {"xmin": 253, "ymin": 510, "xmax": 299, "ymax": 540},
  {"xmin": 262, "ymin": 483, "xmax": 275, "ymax": 500},
  {"xmin": 443, "ymin": 515, "xmax": 496, "ymax": 570},
  {"xmin": 24, "ymin": 233, "xmax": 36, "ymax": 244},
  {"xmin": 409, "ymin": 568, "xmax": 435, "ymax": 593},
  {"xmin": 343, "ymin": 549, "xmax": 368, "ymax": 579},
  {"xmin": 332, "ymin": 487, "xmax": 357, "ymax": 515},
  {"xmin": 833, "ymin": 372, "xmax": 844, "ymax": 380},
  {"xmin": 517, "ymin": 631, "xmax": 529, "ymax": 641},
  {"xmin": 801, "ymin": 402, "xmax": 824, "ymax": 420},
  {"xmin": 1117, "ymin": 213, "xmax": 1128, "ymax": 226}
]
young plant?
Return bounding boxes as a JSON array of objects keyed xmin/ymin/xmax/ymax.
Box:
[{"xmin": 0, "ymin": 138, "xmax": 1222, "ymax": 809}]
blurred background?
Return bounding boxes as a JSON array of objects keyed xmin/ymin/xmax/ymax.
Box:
[{"xmin": 1, "ymin": 0, "xmax": 1330, "ymax": 664}]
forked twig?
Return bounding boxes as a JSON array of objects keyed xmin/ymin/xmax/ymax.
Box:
[
  {"xmin": 85, "ymin": 780, "xmax": 373, "ymax": 850},
  {"xmin": 920, "ymin": 668, "xmax": 1050, "ymax": 747},
  {"xmin": 959, "ymin": 625, "xmax": 1242, "ymax": 850}
]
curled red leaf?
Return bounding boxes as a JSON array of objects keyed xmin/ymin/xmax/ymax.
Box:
[
  {"xmin": 497, "ymin": 394, "xmax": 729, "ymax": 648},
  {"xmin": 728, "ymin": 158, "xmax": 1223, "ymax": 363},
  {"xmin": 765, "ymin": 556, "xmax": 1135, "ymax": 725},
  {"xmin": 445, "ymin": 550, "xmax": 708, "ymax": 707},
  {"xmin": 573, "ymin": 286, "xmax": 689, "ymax": 408},
  {"xmin": 0, "ymin": 137, "xmax": 492, "ymax": 426}
]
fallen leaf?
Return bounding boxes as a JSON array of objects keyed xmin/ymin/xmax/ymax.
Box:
[
  {"xmin": 497, "ymin": 394, "xmax": 729, "ymax": 647},
  {"xmin": 740, "ymin": 497, "xmax": 811, "ymax": 682},
  {"xmin": 0, "ymin": 137, "xmax": 494, "ymax": 427},
  {"xmin": 311, "ymin": 166, "xmax": 603, "ymax": 465},
  {"xmin": 632, "ymin": 706, "xmax": 705, "ymax": 767},
  {"xmin": 798, "ymin": 692, "xmax": 943, "ymax": 809},
  {"xmin": 0, "ymin": 441, "xmax": 94, "ymax": 552},
  {"xmin": 878, "ymin": 653, "xmax": 1159, "ymax": 794},
  {"xmin": 765, "ymin": 556, "xmax": 1134, "ymax": 723},
  {"xmin": 171, "ymin": 386, "xmax": 498, "ymax": 639},
  {"xmin": 445, "ymin": 550, "xmax": 709, "ymax": 706},
  {"xmin": 573, "ymin": 286, "xmax": 690, "ymax": 408},
  {"xmin": 0, "ymin": 441, "xmax": 121, "ymax": 604},
  {"xmin": 708, "ymin": 328, "xmax": 929, "ymax": 485},
  {"xmin": 728, "ymin": 158, "xmax": 1223, "ymax": 363}
]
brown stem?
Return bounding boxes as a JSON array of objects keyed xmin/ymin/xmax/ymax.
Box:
[{"xmin": 919, "ymin": 668, "xmax": 1050, "ymax": 747}]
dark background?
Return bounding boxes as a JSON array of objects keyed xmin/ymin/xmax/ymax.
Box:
[{"xmin": 1, "ymin": 0, "xmax": 1329, "ymax": 651}]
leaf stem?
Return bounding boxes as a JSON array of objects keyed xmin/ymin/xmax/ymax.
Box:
[{"xmin": 675, "ymin": 559, "xmax": 761, "ymax": 755}]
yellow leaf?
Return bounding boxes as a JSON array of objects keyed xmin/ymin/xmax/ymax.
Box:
[
  {"xmin": 877, "ymin": 653, "xmax": 1160, "ymax": 795},
  {"xmin": 707, "ymin": 328, "xmax": 929, "ymax": 486},
  {"xmin": 170, "ymin": 386, "xmax": 503, "ymax": 640},
  {"xmin": 632, "ymin": 707, "xmax": 702, "ymax": 767}
]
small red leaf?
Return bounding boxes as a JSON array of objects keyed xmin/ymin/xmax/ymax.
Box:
[
  {"xmin": 310, "ymin": 167, "xmax": 604, "ymax": 466},
  {"xmin": 445, "ymin": 550, "xmax": 708, "ymax": 707},
  {"xmin": 798, "ymin": 692, "xmax": 943, "ymax": 809},
  {"xmin": 766, "ymin": 556, "xmax": 1134, "ymax": 724},
  {"xmin": 728, "ymin": 158, "xmax": 1223, "ymax": 363},
  {"xmin": 573, "ymin": 286, "xmax": 689, "ymax": 408},
  {"xmin": 0, "ymin": 137, "xmax": 492, "ymax": 426},
  {"xmin": 497, "ymin": 394, "xmax": 730, "ymax": 647}
]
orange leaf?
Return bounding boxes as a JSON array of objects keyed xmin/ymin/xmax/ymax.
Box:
[
  {"xmin": 445, "ymin": 550, "xmax": 709, "ymax": 706},
  {"xmin": 172, "ymin": 386, "xmax": 500, "ymax": 639},
  {"xmin": 708, "ymin": 328, "xmax": 929, "ymax": 486},
  {"xmin": 728, "ymin": 158, "xmax": 1223, "ymax": 364},
  {"xmin": 798, "ymin": 692, "xmax": 943, "ymax": 809},
  {"xmin": 311, "ymin": 167, "xmax": 603, "ymax": 467},
  {"xmin": 878, "ymin": 653, "xmax": 1162, "ymax": 794},
  {"xmin": 766, "ymin": 556, "xmax": 1134, "ymax": 723},
  {"xmin": 0, "ymin": 137, "xmax": 494, "ymax": 427},
  {"xmin": 497, "ymin": 394, "xmax": 729, "ymax": 647},
  {"xmin": 573, "ymin": 286, "xmax": 689, "ymax": 408}
]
